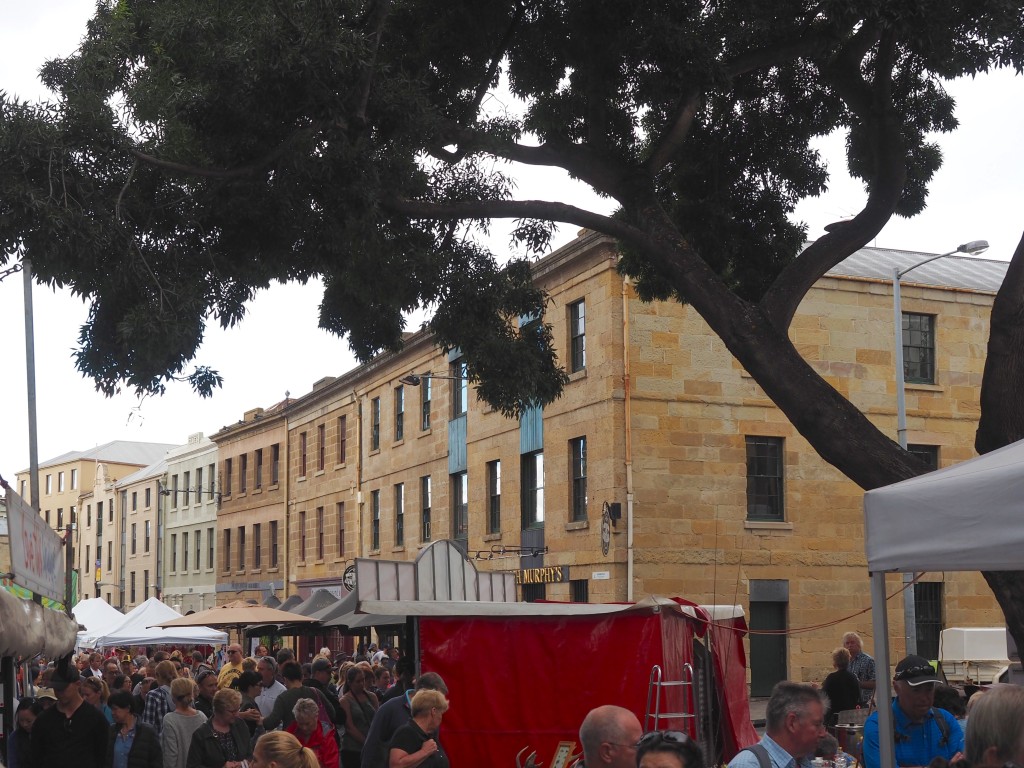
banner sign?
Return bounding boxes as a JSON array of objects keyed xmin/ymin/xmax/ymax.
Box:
[{"xmin": 4, "ymin": 488, "xmax": 65, "ymax": 602}]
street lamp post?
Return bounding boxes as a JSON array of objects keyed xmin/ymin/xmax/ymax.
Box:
[{"xmin": 891, "ymin": 239, "xmax": 988, "ymax": 658}]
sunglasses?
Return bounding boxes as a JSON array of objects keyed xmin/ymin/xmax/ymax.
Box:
[
  {"xmin": 637, "ymin": 731, "xmax": 694, "ymax": 749},
  {"xmin": 894, "ymin": 665, "xmax": 934, "ymax": 681}
]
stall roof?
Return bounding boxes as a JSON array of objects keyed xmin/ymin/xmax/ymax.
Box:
[{"xmin": 357, "ymin": 596, "xmax": 743, "ymax": 620}]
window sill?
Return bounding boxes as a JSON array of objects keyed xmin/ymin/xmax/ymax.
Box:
[
  {"xmin": 370, "ymin": 549, "xmax": 381, "ymax": 556},
  {"xmin": 482, "ymin": 533, "xmax": 502, "ymax": 542},
  {"xmin": 237, "ymin": 491, "xmax": 248, "ymax": 499},
  {"xmin": 296, "ymin": 561, "xmax": 306, "ymax": 568},
  {"xmin": 252, "ymin": 487, "xmax": 262, "ymax": 495},
  {"xmin": 332, "ymin": 557, "xmax": 346, "ymax": 564},
  {"xmin": 315, "ymin": 470, "xmax": 325, "ymax": 477},
  {"xmin": 369, "ymin": 448, "xmax": 381, "ymax": 456},
  {"xmin": 296, "ymin": 476, "xmax": 306, "ymax": 483},
  {"xmin": 904, "ymin": 382, "xmax": 943, "ymax": 392},
  {"xmin": 333, "ymin": 463, "xmax": 347, "ymax": 471},
  {"xmin": 268, "ymin": 483, "xmax": 280, "ymax": 492},
  {"xmin": 391, "ymin": 546, "xmax": 405, "ymax": 553},
  {"xmin": 267, "ymin": 567, "xmax": 279, "ymax": 574},
  {"xmin": 568, "ymin": 368, "xmax": 587, "ymax": 382},
  {"xmin": 565, "ymin": 520, "xmax": 589, "ymax": 531},
  {"xmin": 314, "ymin": 559, "xmax": 325, "ymax": 565},
  {"xmin": 744, "ymin": 520, "xmax": 793, "ymax": 532},
  {"xmin": 419, "ymin": 428, "xmax": 432, "ymax": 437},
  {"xmin": 248, "ymin": 569, "xmax": 262, "ymax": 576}
]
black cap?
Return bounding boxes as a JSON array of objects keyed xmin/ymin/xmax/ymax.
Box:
[
  {"xmin": 50, "ymin": 654, "xmax": 81, "ymax": 690},
  {"xmin": 311, "ymin": 657, "xmax": 332, "ymax": 674},
  {"xmin": 894, "ymin": 655, "xmax": 939, "ymax": 686}
]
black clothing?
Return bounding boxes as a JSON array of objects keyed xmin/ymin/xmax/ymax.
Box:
[
  {"xmin": 185, "ymin": 719, "xmax": 252, "ymax": 768},
  {"xmin": 823, "ymin": 668, "xmax": 863, "ymax": 726},
  {"xmin": 303, "ymin": 678, "xmax": 342, "ymax": 724},
  {"xmin": 264, "ymin": 685, "xmax": 336, "ymax": 731},
  {"xmin": 388, "ymin": 720, "xmax": 448, "ymax": 768},
  {"xmin": 381, "ymin": 682, "xmax": 413, "ymax": 703},
  {"xmin": 30, "ymin": 699, "xmax": 109, "ymax": 768},
  {"xmin": 105, "ymin": 720, "xmax": 163, "ymax": 768},
  {"xmin": 195, "ymin": 696, "xmax": 214, "ymax": 719}
]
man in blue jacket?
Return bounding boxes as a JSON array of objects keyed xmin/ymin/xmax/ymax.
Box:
[{"xmin": 863, "ymin": 655, "xmax": 964, "ymax": 768}]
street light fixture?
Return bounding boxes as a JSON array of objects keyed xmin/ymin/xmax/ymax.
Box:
[
  {"xmin": 398, "ymin": 372, "xmax": 468, "ymax": 386},
  {"xmin": 893, "ymin": 240, "xmax": 989, "ymax": 448},
  {"xmin": 891, "ymin": 239, "xmax": 988, "ymax": 658}
]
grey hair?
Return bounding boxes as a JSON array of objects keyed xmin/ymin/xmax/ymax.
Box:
[
  {"xmin": 842, "ymin": 632, "xmax": 862, "ymax": 644},
  {"xmin": 966, "ymin": 686, "xmax": 1024, "ymax": 766},
  {"xmin": 579, "ymin": 705, "xmax": 638, "ymax": 764},
  {"xmin": 292, "ymin": 697, "xmax": 320, "ymax": 722},
  {"xmin": 257, "ymin": 655, "xmax": 278, "ymax": 673},
  {"xmin": 765, "ymin": 682, "xmax": 827, "ymax": 733}
]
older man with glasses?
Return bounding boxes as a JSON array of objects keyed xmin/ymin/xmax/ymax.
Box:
[
  {"xmin": 218, "ymin": 644, "xmax": 245, "ymax": 690},
  {"xmin": 578, "ymin": 705, "xmax": 644, "ymax": 768}
]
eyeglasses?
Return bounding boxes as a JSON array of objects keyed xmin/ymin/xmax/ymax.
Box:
[{"xmin": 636, "ymin": 731, "xmax": 694, "ymax": 749}]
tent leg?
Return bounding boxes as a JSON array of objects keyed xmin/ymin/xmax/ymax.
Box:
[{"xmin": 871, "ymin": 571, "xmax": 895, "ymax": 768}]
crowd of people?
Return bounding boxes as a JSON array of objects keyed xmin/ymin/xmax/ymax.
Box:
[{"xmin": 11, "ymin": 642, "xmax": 449, "ymax": 768}]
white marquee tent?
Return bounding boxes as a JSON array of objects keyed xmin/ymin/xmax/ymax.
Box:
[
  {"xmin": 73, "ymin": 597, "xmax": 125, "ymax": 647},
  {"xmin": 90, "ymin": 597, "xmax": 227, "ymax": 647},
  {"xmin": 863, "ymin": 438, "xmax": 1024, "ymax": 768}
]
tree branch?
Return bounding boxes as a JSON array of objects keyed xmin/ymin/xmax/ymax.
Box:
[
  {"xmin": 643, "ymin": 90, "xmax": 700, "ymax": 176},
  {"xmin": 977, "ymin": 229, "xmax": 1024, "ymax": 454},
  {"xmin": 461, "ymin": 2, "xmax": 528, "ymax": 124},
  {"xmin": 724, "ymin": 28, "xmax": 837, "ymax": 79},
  {"xmin": 351, "ymin": 0, "xmax": 392, "ymax": 129}
]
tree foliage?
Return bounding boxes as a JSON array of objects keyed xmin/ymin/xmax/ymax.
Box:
[{"xmin": 2, "ymin": 2, "xmax": 1024, "ymax": 467}]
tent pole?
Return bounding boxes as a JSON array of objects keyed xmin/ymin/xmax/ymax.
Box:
[{"xmin": 871, "ymin": 571, "xmax": 895, "ymax": 768}]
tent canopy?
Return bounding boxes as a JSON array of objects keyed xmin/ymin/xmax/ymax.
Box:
[
  {"xmin": 96, "ymin": 597, "xmax": 227, "ymax": 646},
  {"xmin": 864, "ymin": 438, "xmax": 1024, "ymax": 572},
  {"xmin": 73, "ymin": 597, "xmax": 125, "ymax": 647}
]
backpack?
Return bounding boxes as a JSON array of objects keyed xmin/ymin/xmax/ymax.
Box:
[{"xmin": 743, "ymin": 744, "xmax": 773, "ymax": 768}]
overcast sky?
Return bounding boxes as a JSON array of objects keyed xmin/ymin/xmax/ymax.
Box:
[{"xmin": 2, "ymin": 2, "xmax": 1022, "ymax": 482}]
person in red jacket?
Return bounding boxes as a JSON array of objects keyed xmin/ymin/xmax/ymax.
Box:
[{"xmin": 286, "ymin": 697, "xmax": 339, "ymax": 768}]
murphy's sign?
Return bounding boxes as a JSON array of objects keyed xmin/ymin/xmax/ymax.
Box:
[{"xmin": 514, "ymin": 566, "xmax": 568, "ymax": 585}]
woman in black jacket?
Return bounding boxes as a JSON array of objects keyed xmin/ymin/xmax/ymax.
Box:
[
  {"xmin": 186, "ymin": 688, "xmax": 252, "ymax": 768},
  {"xmin": 106, "ymin": 690, "xmax": 163, "ymax": 768}
]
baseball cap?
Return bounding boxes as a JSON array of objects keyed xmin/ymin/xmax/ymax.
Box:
[
  {"xmin": 50, "ymin": 655, "xmax": 82, "ymax": 690},
  {"xmin": 311, "ymin": 657, "xmax": 332, "ymax": 674},
  {"xmin": 36, "ymin": 688, "xmax": 57, "ymax": 701},
  {"xmin": 894, "ymin": 655, "xmax": 939, "ymax": 686}
]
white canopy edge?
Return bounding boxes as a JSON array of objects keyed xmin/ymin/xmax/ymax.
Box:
[
  {"xmin": 864, "ymin": 438, "xmax": 1024, "ymax": 572},
  {"xmin": 358, "ymin": 596, "xmax": 743, "ymax": 620}
]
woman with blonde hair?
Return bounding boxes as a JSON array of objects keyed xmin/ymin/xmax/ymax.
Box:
[
  {"xmin": 83, "ymin": 675, "xmax": 114, "ymax": 723},
  {"xmin": 162, "ymin": 677, "xmax": 206, "ymax": 768},
  {"xmin": 185, "ymin": 688, "xmax": 252, "ymax": 768},
  {"xmin": 250, "ymin": 731, "xmax": 319, "ymax": 768},
  {"xmin": 388, "ymin": 689, "xmax": 449, "ymax": 768}
]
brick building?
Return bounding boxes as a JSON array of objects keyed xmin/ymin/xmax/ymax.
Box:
[{"xmin": 213, "ymin": 230, "xmax": 1006, "ymax": 687}]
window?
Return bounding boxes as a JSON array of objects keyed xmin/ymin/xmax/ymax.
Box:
[
  {"xmin": 270, "ymin": 521, "xmax": 279, "ymax": 567},
  {"xmin": 58, "ymin": 471, "xmax": 65, "ymax": 492},
  {"xmin": 45, "ymin": 510, "xmax": 50, "ymax": 524},
  {"xmin": 451, "ymin": 359, "xmax": 468, "ymax": 417},
  {"xmin": 371, "ymin": 398, "xmax": 381, "ymax": 451},
  {"xmin": 908, "ymin": 444, "xmax": 939, "ymax": 472},
  {"xmin": 105, "ymin": 500, "xmax": 112, "ymax": 522},
  {"xmin": 903, "ymin": 312, "xmax": 936, "ymax": 384},
  {"xmin": 70, "ymin": 469, "xmax": 78, "ymax": 490},
  {"xmin": 223, "ymin": 459, "xmax": 232, "ymax": 496},
  {"xmin": 145, "ymin": 520, "xmax": 151, "ymax": 552},
  {"xmin": 570, "ymin": 579, "xmax": 589, "ymax": 603},
  {"xmin": 86, "ymin": 545, "xmax": 90, "ymax": 572},
  {"xmin": 746, "ymin": 436, "xmax": 785, "ymax": 521},
  {"xmin": 171, "ymin": 475, "xmax": 179, "ymax": 508},
  {"xmin": 300, "ymin": 432, "xmax": 308, "ymax": 476},
  {"xmin": 131, "ymin": 523, "xmax": 137, "ymax": 554},
  {"xmin": 317, "ymin": 507, "xmax": 324, "ymax": 560},
  {"xmin": 914, "ymin": 582, "xmax": 944, "ymax": 660},
  {"xmin": 570, "ymin": 437, "xmax": 588, "ymax": 522},
  {"xmin": 521, "ymin": 452, "xmax": 545, "ymax": 528},
  {"xmin": 569, "ymin": 299, "xmax": 586, "ymax": 372},
  {"xmin": 300, "ymin": 511, "xmax": 307, "ymax": 561},
  {"xmin": 70, "ymin": 506, "xmax": 76, "ymax": 526},
  {"xmin": 238, "ymin": 526, "xmax": 246, "ymax": 570},
  {"xmin": 171, "ymin": 534, "xmax": 177, "ymax": 572},
  {"xmin": 223, "ymin": 529, "xmax": 231, "ymax": 572},
  {"xmin": 184, "ymin": 471, "xmax": 191, "ymax": 505},
  {"xmin": 107, "ymin": 541, "xmax": 113, "ymax": 571},
  {"xmin": 238, "ymin": 455, "xmax": 247, "ymax": 494},
  {"xmin": 130, "ymin": 491, "xmax": 136, "ymax": 511},
  {"xmin": 421, "ymin": 476, "xmax": 432, "ymax": 542},
  {"xmin": 121, "ymin": 491, "xmax": 127, "ymax": 515},
  {"xmin": 371, "ymin": 491, "xmax": 381, "ymax": 550},
  {"xmin": 337, "ymin": 416, "xmax": 347, "ymax": 464},
  {"xmin": 194, "ymin": 530, "xmax": 201, "ymax": 571},
  {"xmin": 522, "ymin": 583, "xmax": 546, "ymax": 602},
  {"xmin": 452, "ymin": 472, "xmax": 468, "ymax": 540},
  {"xmin": 208, "ymin": 527, "xmax": 215, "ymax": 569},
  {"xmin": 395, "ymin": 484, "xmax": 405, "ymax": 546},
  {"xmin": 183, "ymin": 531, "xmax": 189, "ymax": 571},
  {"xmin": 87, "ymin": 504, "xmax": 92, "ymax": 527},
  {"xmin": 46, "ymin": 474, "xmax": 52, "ymax": 494},
  {"xmin": 336, "ymin": 502, "xmax": 345, "ymax": 556},
  {"xmin": 144, "ymin": 486, "xmax": 151, "ymax": 508},
  {"xmin": 487, "ymin": 461, "xmax": 501, "ymax": 534},
  {"xmin": 130, "ymin": 572, "xmax": 136, "ymax": 604},
  {"xmin": 255, "ymin": 450, "xmax": 263, "ymax": 489},
  {"xmin": 57, "ymin": 508, "xmax": 64, "ymax": 528},
  {"xmin": 395, "ymin": 386, "xmax": 405, "ymax": 441},
  {"xmin": 253, "ymin": 523, "xmax": 261, "ymax": 568},
  {"xmin": 195, "ymin": 468, "xmax": 203, "ymax": 501},
  {"xmin": 144, "ymin": 570, "xmax": 149, "ymax": 599},
  {"xmin": 270, "ymin": 446, "xmax": 279, "ymax": 485},
  {"xmin": 208, "ymin": 463, "xmax": 216, "ymax": 497},
  {"xmin": 318, "ymin": 424, "xmax": 326, "ymax": 471},
  {"xmin": 421, "ymin": 378, "xmax": 432, "ymax": 430}
]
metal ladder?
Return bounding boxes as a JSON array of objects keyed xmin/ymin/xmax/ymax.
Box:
[{"xmin": 644, "ymin": 663, "xmax": 697, "ymax": 734}]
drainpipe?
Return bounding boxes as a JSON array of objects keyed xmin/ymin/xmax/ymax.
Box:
[
  {"xmin": 355, "ymin": 392, "xmax": 364, "ymax": 557},
  {"xmin": 622, "ymin": 273, "xmax": 635, "ymax": 602}
]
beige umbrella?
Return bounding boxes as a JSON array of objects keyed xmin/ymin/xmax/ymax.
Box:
[{"xmin": 150, "ymin": 602, "xmax": 319, "ymax": 630}]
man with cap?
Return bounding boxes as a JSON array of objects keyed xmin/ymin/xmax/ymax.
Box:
[
  {"xmin": 306, "ymin": 656, "xmax": 341, "ymax": 705},
  {"xmin": 30, "ymin": 654, "xmax": 108, "ymax": 768},
  {"xmin": 862, "ymin": 655, "xmax": 964, "ymax": 768}
]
